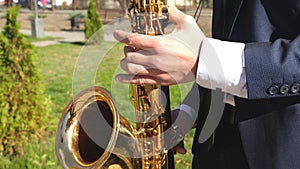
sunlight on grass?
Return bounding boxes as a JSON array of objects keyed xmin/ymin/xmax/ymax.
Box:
[{"xmin": 1, "ymin": 41, "xmax": 196, "ymax": 169}]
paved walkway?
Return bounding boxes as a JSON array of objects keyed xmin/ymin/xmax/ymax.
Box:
[
  {"xmin": 18, "ymin": 8, "xmax": 212, "ymax": 47},
  {"xmin": 20, "ymin": 29, "xmax": 85, "ymax": 47}
]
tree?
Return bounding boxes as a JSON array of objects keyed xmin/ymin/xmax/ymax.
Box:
[
  {"xmin": 85, "ymin": 0, "xmax": 104, "ymax": 43},
  {"xmin": 0, "ymin": 6, "xmax": 50, "ymax": 156}
]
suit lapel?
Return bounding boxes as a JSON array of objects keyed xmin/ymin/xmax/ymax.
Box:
[{"xmin": 223, "ymin": 0, "xmax": 244, "ymax": 39}]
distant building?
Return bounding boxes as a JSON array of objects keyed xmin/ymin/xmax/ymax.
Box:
[
  {"xmin": 175, "ymin": 0, "xmax": 196, "ymax": 6},
  {"xmin": 50, "ymin": 0, "xmax": 197, "ymax": 8},
  {"xmin": 52, "ymin": 0, "xmax": 72, "ymax": 6},
  {"xmin": 10, "ymin": 0, "xmax": 197, "ymax": 9}
]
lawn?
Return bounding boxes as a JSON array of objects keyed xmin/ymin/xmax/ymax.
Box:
[{"xmin": 0, "ymin": 41, "xmax": 196, "ymax": 169}]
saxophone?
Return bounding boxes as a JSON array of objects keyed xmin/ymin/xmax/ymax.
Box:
[{"xmin": 55, "ymin": 0, "xmax": 175, "ymax": 168}]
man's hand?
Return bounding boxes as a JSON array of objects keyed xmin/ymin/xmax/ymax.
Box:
[
  {"xmin": 173, "ymin": 140, "xmax": 187, "ymax": 154},
  {"xmin": 170, "ymin": 108, "xmax": 196, "ymax": 155},
  {"xmin": 114, "ymin": 7, "xmax": 204, "ymax": 86},
  {"xmin": 114, "ymin": 30, "xmax": 198, "ymax": 85}
]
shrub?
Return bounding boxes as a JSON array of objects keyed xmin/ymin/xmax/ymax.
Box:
[
  {"xmin": 69, "ymin": 12, "xmax": 85, "ymax": 19},
  {"xmin": 85, "ymin": 0, "xmax": 103, "ymax": 43},
  {"xmin": 0, "ymin": 6, "xmax": 51, "ymax": 157}
]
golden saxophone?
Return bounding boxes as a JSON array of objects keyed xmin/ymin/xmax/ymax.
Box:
[{"xmin": 55, "ymin": 0, "xmax": 175, "ymax": 168}]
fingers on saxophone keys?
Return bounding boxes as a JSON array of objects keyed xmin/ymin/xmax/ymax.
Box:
[
  {"xmin": 115, "ymin": 74, "xmax": 157, "ymax": 85},
  {"xmin": 120, "ymin": 60, "xmax": 150, "ymax": 75},
  {"xmin": 124, "ymin": 45, "xmax": 136, "ymax": 53},
  {"xmin": 114, "ymin": 30, "xmax": 156, "ymax": 48},
  {"xmin": 114, "ymin": 30, "xmax": 130, "ymax": 43}
]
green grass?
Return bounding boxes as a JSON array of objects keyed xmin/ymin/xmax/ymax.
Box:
[{"xmin": 0, "ymin": 41, "xmax": 196, "ymax": 169}]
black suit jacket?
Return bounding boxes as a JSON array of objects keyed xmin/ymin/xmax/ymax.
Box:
[{"xmin": 190, "ymin": 0, "xmax": 300, "ymax": 168}]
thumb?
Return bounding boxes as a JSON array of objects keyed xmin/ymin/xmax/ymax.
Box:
[{"xmin": 168, "ymin": 6, "xmax": 187, "ymax": 28}]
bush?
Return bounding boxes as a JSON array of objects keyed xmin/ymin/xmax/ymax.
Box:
[
  {"xmin": 85, "ymin": 0, "xmax": 103, "ymax": 43},
  {"xmin": 69, "ymin": 12, "xmax": 85, "ymax": 19},
  {"xmin": 0, "ymin": 6, "xmax": 51, "ymax": 157}
]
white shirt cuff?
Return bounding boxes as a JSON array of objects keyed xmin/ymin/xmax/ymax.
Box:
[{"xmin": 196, "ymin": 38, "xmax": 248, "ymax": 102}]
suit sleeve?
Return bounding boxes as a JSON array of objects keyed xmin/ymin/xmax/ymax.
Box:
[{"xmin": 244, "ymin": 34, "xmax": 300, "ymax": 99}]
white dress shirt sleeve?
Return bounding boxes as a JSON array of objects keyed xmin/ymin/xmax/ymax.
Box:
[{"xmin": 196, "ymin": 38, "xmax": 248, "ymax": 105}]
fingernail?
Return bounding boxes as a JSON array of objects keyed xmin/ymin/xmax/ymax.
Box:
[
  {"xmin": 114, "ymin": 30, "xmax": 124, "ymax": 40},
  {"xmin": 115, "ymin": 75, "xmax": 121, "ymax": 81}
]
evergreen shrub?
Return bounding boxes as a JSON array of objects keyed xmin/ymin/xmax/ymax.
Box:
[
  {"xmin": 85, "ymin": 0, "xmax": 104, "ymax": 43},
  {"xmin": 0, "ymin": 6, "xmax": 51, "ymax": 157}
]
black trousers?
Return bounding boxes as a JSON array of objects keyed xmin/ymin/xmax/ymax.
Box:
[{"xmin": 192, "ymin": 107, "xmax": 250, "ymax": 169}]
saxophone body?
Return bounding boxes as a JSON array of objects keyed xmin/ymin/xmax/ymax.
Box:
[{"xmin": 55, "ymin": 0, "xmax": 174, "ymax": 168}]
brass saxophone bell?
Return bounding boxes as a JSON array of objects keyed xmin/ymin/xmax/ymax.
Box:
[
  {"xmin": 55, "ymin": 0, "xmax": 175, "ymax": 168},
  {"xmin": 55, "ymin": 86, "xmax": 142, "ymax": 169}
]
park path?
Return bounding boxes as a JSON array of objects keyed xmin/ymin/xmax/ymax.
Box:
[
  {"xmin": 20, "ymin": 29, "xmax": 85, "ymax": 47},
  {"xmin": 18, "ymin": 8, "xmax": 212, "ymax": 47}
]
